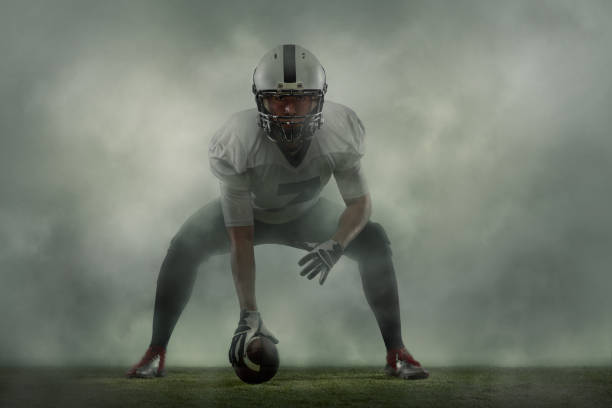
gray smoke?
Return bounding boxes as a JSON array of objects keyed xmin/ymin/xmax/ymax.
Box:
[{"xmin": 1, "ymin": 0, "xmax": 610, "ymax": 366}]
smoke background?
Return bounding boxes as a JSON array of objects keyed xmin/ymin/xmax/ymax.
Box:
[{"xmin": 1, "ymin": 0, "xmax": 610, "ymax": 367}]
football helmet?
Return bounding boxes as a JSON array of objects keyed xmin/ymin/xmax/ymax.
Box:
[{"xmin": 252, "ymin": 44, "xmax": 327, "ymax": 157}]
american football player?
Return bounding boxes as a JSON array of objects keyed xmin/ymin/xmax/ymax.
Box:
[{"xmin": 127, "ymin": 44, "xmax": 428, "ymax": 380}]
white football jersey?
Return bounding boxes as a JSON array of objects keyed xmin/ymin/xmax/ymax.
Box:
[{"xmin": 208, "ymin": 101, "xmax": 368, "ymax": 226}]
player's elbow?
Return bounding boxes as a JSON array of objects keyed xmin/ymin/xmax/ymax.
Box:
[
  {"xmin": 344, "ymin": 194, "xmax": 372, "ymax": 220},
  {"xmin": 227, "ymin": 225, "xmax": 255, "ymax": 245}
]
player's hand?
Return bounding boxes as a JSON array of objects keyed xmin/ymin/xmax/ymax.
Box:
[
  {"xmin": 298, "ymin": 239, "xmax": 344, "ymax": 285},
  {"xmin": 229, "ymin": 310, "xmax": 279, "ymax": 366}
]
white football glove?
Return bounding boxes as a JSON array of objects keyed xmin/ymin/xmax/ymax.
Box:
[
  {"xmin": 229, "ymin": 310, "xmax": 279, "ymax": 367},
  {"xmin": 298, "ymin": 239, "xmax": 344, "ymax": 285}
]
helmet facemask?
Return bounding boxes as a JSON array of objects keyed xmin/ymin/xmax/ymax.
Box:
[{"xmin": 254, "ymin": 88, "xmax": 326, "ymax": 146}]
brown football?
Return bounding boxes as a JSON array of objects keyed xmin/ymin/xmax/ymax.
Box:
[{"xmin": 233, "ymin": 336, "xmax": 279, "ymax": 384}]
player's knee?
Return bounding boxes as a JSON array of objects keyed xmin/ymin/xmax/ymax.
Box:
[
  {"xmin": 351, "ymin": 222, "xmax": 393, "ymax": 259},
  {"xmin": 167, "ymin": 228, "xmax": 210, "ymax": 262}
]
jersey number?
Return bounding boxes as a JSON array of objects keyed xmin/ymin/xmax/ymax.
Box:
[{"xmin": 278, "ymin": 176, "xmax": 321, "ymax": 206}]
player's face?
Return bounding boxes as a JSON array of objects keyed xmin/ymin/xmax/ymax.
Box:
[
  {"xmin": 263, "ymin": 95, "xmax": 317, "ymax": 121},
  {"xmin": 263, "ymin": 95, "xmax": 317, "ymax": 156},
  {"xmin": 263, "ymin": 95, "xmax": 318, "ymax": 152}
]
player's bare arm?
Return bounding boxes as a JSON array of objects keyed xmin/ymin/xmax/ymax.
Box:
[
  {"xmin": 332, "ymin": 193, "xmax": 372, "ymax": 249},
  {"xmin": 226, "ymin": 224, "xmax": 279, "ymax": 371},
  {"xmin": 227, "ymin": 225, "xmax": 257, "ymax": 311},
  {"xmin": 298, "ymin": 193, "xmax": 372, "ymax": 285}
]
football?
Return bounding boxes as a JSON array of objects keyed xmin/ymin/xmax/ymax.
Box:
[{"xmin": 233, "ymin": 336, "xmax": 279, "ymax": 384}]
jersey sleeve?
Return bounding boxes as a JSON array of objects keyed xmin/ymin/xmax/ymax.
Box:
[
  {"xmin": 218, "ymin": 181, "xmax": 254, "ymax": 227},
  {"xmin": 334, "ymin": 158, "xmax": 369, "ymax": 200},
  {"xmin": 208, "ymin": 116, "xmax": 253, "ymax": 226},
  {"xmin": 333, "ymin": 107, "xmax": 369, "ymax": 200},
  {"xmin": 209, "ymin": 143, "xmax": 250, "ymax": 191}
]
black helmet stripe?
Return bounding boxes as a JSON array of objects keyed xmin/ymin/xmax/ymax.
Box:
[{"xmin": 283, "ymin": 44, "xmax": 296, "ymax": 83}]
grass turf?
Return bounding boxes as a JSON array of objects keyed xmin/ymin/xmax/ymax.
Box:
[{"xmin": 1, "ymin": 366, "xmax": 611, "ymax": 407}]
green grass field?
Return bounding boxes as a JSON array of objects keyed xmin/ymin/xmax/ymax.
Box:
[{"xmin": 1, "ymin": 366, "xmax": 611, "ymax": 408}]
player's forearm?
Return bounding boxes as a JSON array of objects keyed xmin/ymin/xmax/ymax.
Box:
[
  {"xmin": 230, "ymin": 240, "xmax": 257, "ymax": 311},
  {"xmin": 332, "ymin": 194, "xmax": 372, "ymax": 249}
]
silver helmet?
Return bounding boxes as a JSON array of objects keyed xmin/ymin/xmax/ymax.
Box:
[{"xmin": 252, "ymin": 44, "xmax": 328, "ymax": 145}]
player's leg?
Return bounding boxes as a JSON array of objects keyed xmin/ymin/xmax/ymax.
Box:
[
  {"xmin": 343, "ymin": 222, "xmax": 404, "ymax": 351},
  {"xmin": 274, "ymin": 197, "xmax": 427, "ymax": 379},
  {"xmin": 127, "ymin": 198, "xmax": 230, "ymax": 378},
  {"xmin": 344, "ymin": 220, "xmax": 428, "ymax": 379},
  {"xmin": 151, "ymin": 198, "xmax": 230, "ymax": 348},
  {"xmin": 260, "ymin": 197, "xmax": 401, "ymax": 344}
]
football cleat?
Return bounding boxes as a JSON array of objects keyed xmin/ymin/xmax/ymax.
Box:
[
  {"xmin": 384, "ymin": 347, "xmax": 429, "ymax": 380},
  {"xmin": 126, "ymin": 345, "xmax": 166, "ymax": 378}
]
